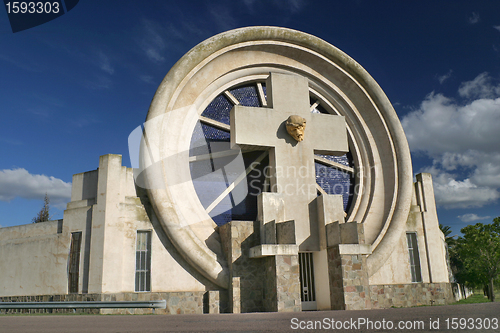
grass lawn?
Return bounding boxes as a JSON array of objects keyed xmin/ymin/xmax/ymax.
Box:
[{"xmin": 454, "ymin": 289, "xmax": 499, "ymax": 304}]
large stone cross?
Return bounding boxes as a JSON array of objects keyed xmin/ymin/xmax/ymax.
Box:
[{"xmin": 230, "ymin": 73, "xmax": 348, "ymax": 251}]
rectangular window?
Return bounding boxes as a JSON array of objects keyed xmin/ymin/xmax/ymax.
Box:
[
  {"xmin": 406, "ymin": 232, "xmax": 422, "ymax": 283},
  {"xmin": 135, "ymin": 230, "xmax": 152, "ymax": 292},
  {"xmin": 68, "ymin": 232, "xmax": 82, "ymax": 293}
]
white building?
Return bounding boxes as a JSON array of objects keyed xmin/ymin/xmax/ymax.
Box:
[{"xmin": 0, "ymin": 27, "xmax": 453, "ymax": 314}]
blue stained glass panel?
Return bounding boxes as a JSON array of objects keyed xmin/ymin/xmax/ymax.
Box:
[
  {"xmin": 189, "ymin": 123, "xmax": 230, "ymax": 158},
  {"xmin": 201, "ymin": 123, "xmax": 230, "ymax": 141},
  {"xmin": 201, "ymin": 94, "xmax": 232, "ymax": 125},
  {"xmin": 315, "ymin": 161, "xmax": 354, "ymax": 211},
  {"xmin": 230, "ymin": 85, "xmax": 261, "ymax": 107},
  {"xmin": 315, "ymin": 152, "xmax": 353, "ymax": 168}
]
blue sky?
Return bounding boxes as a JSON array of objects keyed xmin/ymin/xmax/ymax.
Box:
[{"xmin": 0, "ymin": 0, "xmax": 499, "ymax": 237}]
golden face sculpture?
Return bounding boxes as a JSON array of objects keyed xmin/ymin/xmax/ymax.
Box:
[{"xmin": 286, "ymin": 115, "xmax": 306, "ymax": 142}]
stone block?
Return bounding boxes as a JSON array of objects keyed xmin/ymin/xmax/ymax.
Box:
[
  {"xmin": 249, "ymin": 244, "xmax": 299, "ymax": 258},
  {"xmin": 264, "ymin": 220, "xmax": 277, "ymax": 244},
  {"xmin": 257, "ymin": 193, "xmax": 285, "ymax": 244},
  {"xmin": 276, "ymin": 220, "xmax": 296, "ymax": 244},
  {"xmin": 326, "ymin": 222, "xmax": 368, "ymax": 249},
  {"xmin": 326, "ymin": 222, "xmax": 341, "ymax": 247},
  {"xmin": 339, "ymin": 222, "xmax": 365, "ymax": 244},
  {"xmin": 317, "ymin": 194, "xmax": 344, "ymax": 249}
]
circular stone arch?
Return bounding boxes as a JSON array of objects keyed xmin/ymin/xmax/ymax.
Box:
[{"xmin": 142, "ymin": 26, "xmax": 413, "ymax": 288}]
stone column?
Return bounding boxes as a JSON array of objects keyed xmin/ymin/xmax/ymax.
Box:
[
  {"xmin": 219, "ymin": 221, "xmax": 264, "ymax": 313},
  {"xmin": 261, "ymin": 254, "xmax": 301, "ymax": 312},
  {"xmin": 326, "ymin": 222, "xmax": 372, "ymax": 310},
  {"xmin": 204, "ymin": 290, "xmax": 220, "ymax": 314},
  {"xmin": 415, "ymin": 173, "xmax": 449, "ymax": 283},
  {"xmin": 249, "ymin": 240, "xmax": 301, "ymax": 311}
]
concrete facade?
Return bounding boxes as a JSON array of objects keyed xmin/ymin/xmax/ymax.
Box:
[
  {"xmin": 0, "ymin": 27, "xmax": 455, "ymax": 313},
  {"xmin": 0, "ymin": 153, "xmax": 452, "ymax": 312},
  {"xmin": 1, "ymin": 155, "xmax": 217, "ymax": 300}
]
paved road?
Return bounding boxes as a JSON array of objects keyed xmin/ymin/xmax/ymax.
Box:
[{"xmin": 1, "ymin": 303, "xmax": 499, "ymax": 333}]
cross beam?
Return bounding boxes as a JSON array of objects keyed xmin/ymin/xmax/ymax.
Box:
[{"xmin": 230, "ymin": 73, "xmax": 348, "ymax": 250}]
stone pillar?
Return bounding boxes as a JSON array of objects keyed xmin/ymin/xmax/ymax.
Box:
[
  {"xmin": 415, "ymin": 173, "xmax": 449, "ymax": 283},
  {"xmin": 218, "ymin": 221, "xmax": 264, "ymax": 313},
  {"xmin": 88, "ymin": 154, "xmax": 125, "ymax": 294},
  {"xmin": 326, "ymin": 222, "xmax": 371, "ymax": 310},
  {"xmin": 261, "ymin": 254, "xmax": 301, "ymax": 312},
  {"xmin": 205, "ymin": 290, "xmax": 220, "ymax": 314}
]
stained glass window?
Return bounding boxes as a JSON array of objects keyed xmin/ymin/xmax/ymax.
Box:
[{"xmin": 189, "ymin": 82, "xmax": 354, "ymax": 226}]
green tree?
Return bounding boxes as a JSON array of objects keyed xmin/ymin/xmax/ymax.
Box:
[
  {"xmin": 440, "ymin": 224, "xmax": 460, "ymax": 282},
  {"xmin": 455, "ymin": 218, "xmax": 500, "ymax": 301},
  {"xmin": 440, "ymin": 224, "xmax": 456, "ymax": 246},
  {"xmin": 32, "ymin": 193, "xmax": 50, "ymax": 223}
]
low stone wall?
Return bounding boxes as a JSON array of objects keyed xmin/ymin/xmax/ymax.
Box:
[
  {"xmin": 370, "ymin": 283, "xmax": 454, "ymax": 309},
  {"xmin": 0, "ymin": 294, "xmax": 100, "ymax": 314},
  {"xmin": 0, "ymin": 291, "xmax": 220, "ymax": 315},
  {"xmin": 100, "ymin": 292, "xmax": 206, "ymax": 315}
]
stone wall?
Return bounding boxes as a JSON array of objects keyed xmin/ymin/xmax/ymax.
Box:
[
  {"xmin": 0, "ymin": 291, "xmax": 220, "ymax": 315},
  {"xmin": 370, "ymin": 283, "xmax": 454, "ymax": 309},
  {"xmin": 327, "ymin": 246, "xmax": 371, "ymax": 310}
]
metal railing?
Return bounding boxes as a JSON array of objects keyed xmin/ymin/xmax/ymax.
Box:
[{"xmin": 0, "ymin": 300, "xmax": 166, "ymax": 313}]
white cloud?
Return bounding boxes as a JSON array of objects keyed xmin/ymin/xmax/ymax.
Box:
[
  {"xmin": 494, "ymin": 26, "xmax": 500, "ymax": 33},
  {"xmin": 458, "ymin": 213, "xmax": 491, "ymax": 223},
  {"xmin": 0, "ymin": 54, "xmax": 45, "ymax": 72},
  {"xmin": 138, "ymin": 19, "xmax": 166, "ymax": 63},
  {"xmin": 402, "ymin": 72, "xmax": 500, "ymax": 209},
  {"xmin": 437, "ymin": 70, "xmax": 453, "ymax": 84},
  {"xmin": 468, "ymin": 12, "xmax": 480, "ymax": 24},
  {"xmin": 134, "ymin": 18, "xmax": 208, "ymax": 64},
  {"xmin": 290, "ymin": 0, "xmax": 304, "ymax": 12},
  {"xmin": 140, "ymin": 75, "xmax": 155, "ymax": 84},
  {"xmin": 84, "ymin": 74, "xmax": 112, "ymax": 90},
  {"xmin": 209, "ymin": 5, "xmax": 237, "ymax": 32},
  {"xmin": 402, "ymin": 95, "xmax": 500, "ymax": 155},
  {"xmin": 0, "ymin": 168, "xmax": 71, "ymax": 209},
  {"xmin": 244, "ymin": 0, "xmax": 257, "ymax": 10},
  {"xmin": 243, "ymin": 0, "xmax": 305, "ymax": 15},
  {"xmin": 425, "ymin": 168, "xmax": 500, "ymax": 208},
  {"xmin": 145, "ymin": 48, "xmax": 164, "ymax": 62},
  {"xmin": 458, "ymin": 72, "xmax": 500, "ymax": 99},
  {"xmin": 0, "ymin": 138, "xmax": 22, "ymax": 145},
  {"xmin": 98, "ymin": 51, "xmax": 114, "ymax": 75}
]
